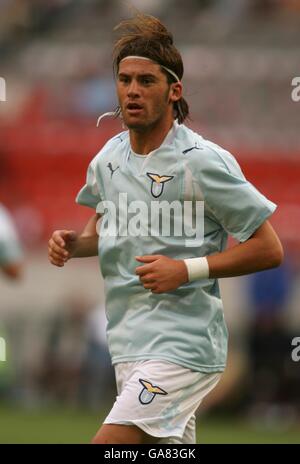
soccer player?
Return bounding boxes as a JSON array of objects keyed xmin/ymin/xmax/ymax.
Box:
[
  {"xmin": 0, "ymin": 202, "xmax": 23, "ymax": 280},
  {"xmin": 48, "ymin": 14, "xmax": 283, "ymax": 444}
]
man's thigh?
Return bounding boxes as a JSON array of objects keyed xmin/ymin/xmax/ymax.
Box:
[{"xmin": 91, "ymin": 423, "xmax": 159, "ymax": 444}]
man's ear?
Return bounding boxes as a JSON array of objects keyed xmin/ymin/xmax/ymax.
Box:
[{"xmin": 169, "ymin": 82, "xmax": 182, "ymax": 103}]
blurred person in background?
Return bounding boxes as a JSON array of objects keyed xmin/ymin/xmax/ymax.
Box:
[
  {"xmin": 38, "ymin": 298, "xmax": 115, "ymax": 408},
  {"xmin": 38, "ymin": 296, "xmax": 89, "ymax": 407},
  {"xmin": 0, "ymin": 201, "xmax": 23, "ymax": 398},
  {"xmin": 0, "ymin": 201, "xmax": 23, "ymax": 280},
  {"xmin": 246, "ymin": 252, "xmax": 298, "ymax": 420},
  {"xmin": 79, "ymin": 302, "xmax": 115, "ymax": 410},
  {"xmin": 48, "ymin": 13, "xmax": 283, "ymax": 444}
]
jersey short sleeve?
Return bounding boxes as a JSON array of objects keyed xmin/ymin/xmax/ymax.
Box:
[
  {"xmin": 76, "ymin": 157, "xmax": 101, "ymax": 210},
  {"xmin": 195, "ymin": 144, "xmax": 277, "ymax": 242},
  {"xmin": 75, "ymin": 132, "xmax": 128, "ymax": 210}
]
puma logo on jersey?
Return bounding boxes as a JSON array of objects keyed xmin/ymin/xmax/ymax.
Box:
[
  {"xmin": 107, "ymin": 162, "xmax": 119, "ymax": 178},
  {"xmin": 182, "ymin": 144, "xmax": 202, "ymax": 154},
  {"xmin": 138, "ymin": 379, "xmax": 168, "ymax": 405},
  {"xmin": 147, "ymin": 172, "xmax": 174, "ymax": 198}
]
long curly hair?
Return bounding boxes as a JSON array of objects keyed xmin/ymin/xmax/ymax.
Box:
[{"xmin": 112, "ymin": 14, "xmax": 190, "ymax": 124}]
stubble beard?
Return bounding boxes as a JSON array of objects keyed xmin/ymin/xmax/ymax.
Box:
[{"xmin": 122, "ymin": 92, "xmax": 171, "ymax": 133}]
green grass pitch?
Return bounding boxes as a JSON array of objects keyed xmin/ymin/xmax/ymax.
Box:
[{"xmin": 0, "ymin": 404, "xmax": 299, "ymax": 444}]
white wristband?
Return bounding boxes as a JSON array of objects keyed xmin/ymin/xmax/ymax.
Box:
[{"xmin": 183, "ymin": 257, "xmax": 209, "ymax": 281}]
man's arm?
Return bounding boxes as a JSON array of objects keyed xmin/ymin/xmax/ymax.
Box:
[
  {"xmin": 207, "ymin": 220, "xmax": 283, "ymax": 278},
  {"xmin": 48, "ymin": 213, "xmax": 100, "ymax": 267},
  {"xmin": 135, "ymin": 220, "xmax": 284, "ymax": 293}
]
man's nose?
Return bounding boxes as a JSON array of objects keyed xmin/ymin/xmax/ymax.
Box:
[{"xmin": 127, "ymin": 80, "xmax": 140, "ymax": 97}]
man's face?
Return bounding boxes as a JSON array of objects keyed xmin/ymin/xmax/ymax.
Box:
[{"xmin": 116, "ymin": 58, "xmax": 179, "ymax": 131}]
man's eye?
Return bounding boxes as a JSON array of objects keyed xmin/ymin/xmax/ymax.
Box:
[
  {"xmin": 141, "ymin": 77, "xmax": 153, "ymax": 85},
  {"xmin": 119, "ymin": 77, "xmax": 130, "ymax": 83}
]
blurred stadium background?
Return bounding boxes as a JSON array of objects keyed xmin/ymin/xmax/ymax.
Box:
[{"xmin": 0, "ymin": 0, "xmax": 300, "ymax": 444}]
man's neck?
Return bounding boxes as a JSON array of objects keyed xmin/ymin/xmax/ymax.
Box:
[{"xmin": 129, "ymin": 118, "xmax": 174, "ymax": 155}]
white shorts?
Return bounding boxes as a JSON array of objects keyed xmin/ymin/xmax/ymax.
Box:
[{"xmin": 104, "ymin": 360, "xmax": 222, "ymax": 444}]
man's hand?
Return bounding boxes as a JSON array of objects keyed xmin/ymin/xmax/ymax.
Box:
[
  {"xmin": 48, "ymin": 230, "xmax": 78, "ymax": 267},
  {"xmin": 135, "ymin": 255, "xmax": 188, "ymax": 294}
]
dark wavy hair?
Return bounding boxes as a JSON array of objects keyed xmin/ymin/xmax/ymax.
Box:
[{"xmin": 112, "ymin": 14, "xmax": 190, "ymax": 124}]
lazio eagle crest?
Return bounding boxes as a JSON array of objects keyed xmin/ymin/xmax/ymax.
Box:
[
  {"xmin": 138, "ymin": 379, "xmax": 168, "ymax": 405},
  {"xmin": 146, "ymin": 172, "xmax": 174, "ymax": 198}
]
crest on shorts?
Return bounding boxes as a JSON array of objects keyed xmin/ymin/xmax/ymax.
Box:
[
  {"xmin": 138, "ymin": 379, "xmax": 168, "ymax": 405},
  {"xmin": 146, "ymin": 173, "xmax": 174, "ymax": 198}
]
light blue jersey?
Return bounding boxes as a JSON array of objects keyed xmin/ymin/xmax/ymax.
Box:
[{"xmin": 76, "ymin": 122, "xmax": 276, "ymax": 373}]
